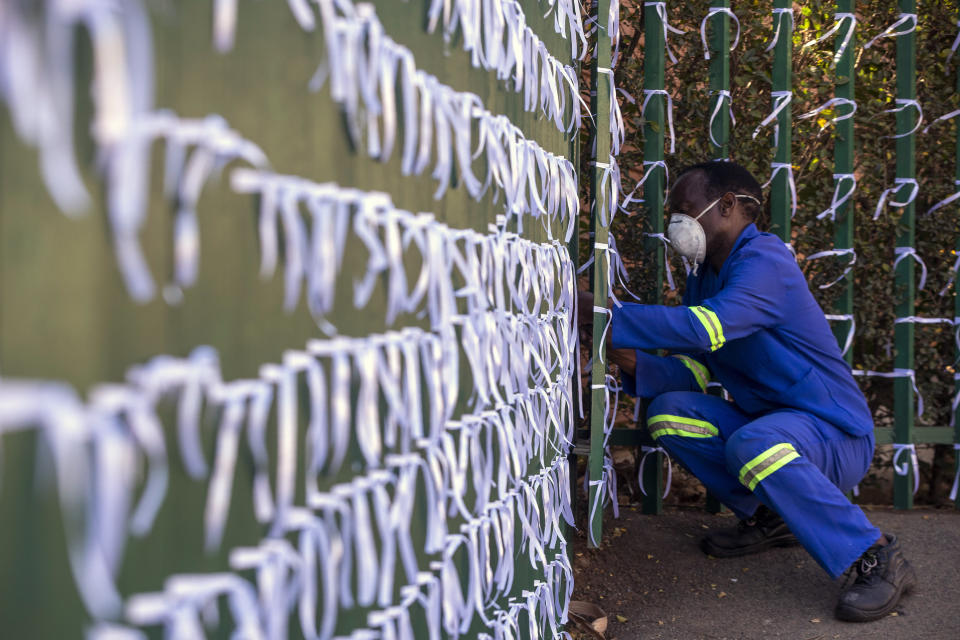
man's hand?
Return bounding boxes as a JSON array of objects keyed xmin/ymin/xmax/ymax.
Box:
[
  {"xmin": 577, "ymin": 289, "xmax": 636, "ymax": 375},
  {"xmin": 607, "ymin": 347, "xmax": 637, "ymax": 377}
]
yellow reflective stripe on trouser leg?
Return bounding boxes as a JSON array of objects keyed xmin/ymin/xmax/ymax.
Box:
[
  {"xmin": 690, "ymin": 306, "xmax": 725, "ymax": 351},
  {"xmin": 739, "ymin": 443, "xmax": 800, "ymax": 491},
  {"xmin": 647, "ymin": 414, "xmax": 719, "ymax": 439},
  {"xmin": 672, "ymin": 355, "xmax": 710, "ymax": 391}
]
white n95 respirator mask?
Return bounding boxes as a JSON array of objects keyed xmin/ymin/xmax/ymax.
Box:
[{"xmin": 666, "ymin": 194, "xmax": 760, "ymax": 275}]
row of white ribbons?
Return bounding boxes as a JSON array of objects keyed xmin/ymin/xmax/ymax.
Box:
[
  {"xmin": 1, "ymin": 314, "xmax": 576, "ymax": 635},
  {"xmin": 2, "ymin": 1, "xmax": 580, "ymax": 304},
  {"xmin": 214, "ymin": 0, "xmax": 586, "ymax": 136},
  {"xmin": 233, "ymin": 168, "xmax": 577, "ymax": 334}
]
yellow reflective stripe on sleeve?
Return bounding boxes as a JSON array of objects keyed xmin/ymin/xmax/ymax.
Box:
[
  {"xmin": 690, "ymin": 306, "xmax": 725, "ymax": 351},
  {"xmin": 738, "ymin": 443, "xmax": 800, "ymax": 491},
  {"xmin": 689, "ymin": 306, "xmax": 718, "ymax": 349},
  {"xmin": 699, "ymin": 307, "xmax": 725, "ymax": 347},
  {"xmin": 672, "ymin": 355, "xmax": 710, "ymax": 391},
  {"xmin": 647, "ymin": 414, "xmax": 719, "ymax": 439}
]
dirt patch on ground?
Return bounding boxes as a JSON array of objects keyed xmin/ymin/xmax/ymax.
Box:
[{"xmin": 569, "ymin": 505, "xmax": 960, "ymax": 640}]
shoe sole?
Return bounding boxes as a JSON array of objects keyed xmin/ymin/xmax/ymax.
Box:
[
  {"xmin": 834, "ymin": 564, "xmax": 917, "ymax": 623},
  {"xmin": 700, "ymin": 535, "xmax": 801, "ymax": 558}
]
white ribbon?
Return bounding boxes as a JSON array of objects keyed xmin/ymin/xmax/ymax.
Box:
[
  {"xmin": 642, "ymin": 232, "xmax": 677, "ymax": 290},
  {"xmin": 1, "ymin": 0, "xmax": 155, "ymax": 218},
  {"xmin": 761, "ymin": 161, "xmax": 797, "ymax": 219},
  {"xmin": 874, "ymin": 177, "xmax": 919, "ymax": 220},
  {"xmin": 126, "ymin": 573, "xmax": 264, "ymax": 638},
  {"xmin": 949, "ymin": 19, "xmax": 960, "ymax": 65},
  {"xmin": 817, "ymin": 173, "xmax": 857, "ymax": 221},
  {"xmin": 852, "ymin": 368, "xmax": 924, "ymax": 417},
  {"xmin": 922, "ymin": 108, "xmax": 960, "ymax": 135},
  {"xmin": 212, "ymin": 0, "xmax": 239, "ymax": 52},
  {"xmin": 620, "ymin": 160, "xmax": 668, "ymax": 212},
  {"xmin": 940, "ymin": 255, "xmax": 960, "ymax": 296},
  {"xmin": 229, "ymin": 538, "xmax": 304, "ymax": 639},
  {"xmin": 4, "ymin": 384, "xmax": 126, "ymax": 619},
  {"xmin": 765, "ymin": 7, "xmax": 794, "ymax": 53},
  {"xmin": 641, "ymin": 89, "xmax": 677, "ymax": 153},
  {"xmin": 203, "ymin": 382, "xmax": 256, "ymax": 552},
  {"xmin": 894, "ymin": 316, "xmax": 960, "ymax": 356},
  {"xmin": 608, "ymin": 0, "xmax": 621, "ymax": 67},
  {"xmin": 707, "ymin": 89, "xmax": 736, "ymax": 149},
  {"xmin": 637, "ymin": 445, "xmax": 672, "ymax": 499},
  {"xmin": 824, "ymin": 314, "xmax": 855, "ymax": 356},
  {"xmin": 893, "ymin": 316, "xmax": 956, "ymax": 326},
  {"xmin": 752, "ymin": 90, "xmax": 792, "ymax": 150},
  {"xmin": 806, "ymin": 248, "xmax": 856, "ymax": 290},
  {"xmin": 892, "ymin": 443, "xmax": 920, "ymax": 496},
  {"xmin": 893, "ymin": 246, "xmax": 928, "ymax": 292},
  {"xmin": 607, "ymin": 235, "xmax": 643, "ymax": 304},
  {"xmin": 798, "ymin": 97, "xmax": 857, "ymax": 133},
  {"xmin": 648, "ymin": 2, "xmax": 688, "ymax": 65},
  {"xmin": 950, "ymin": 444, "xmax": 960, "ymax": 501},
  {"xmin": 586, "ymin": 478, "xmax": 607, "ymax": 548},
  {"xmin": 801, "ymin": 12, "xmax": 856, "ymax": 67},
  {"xmin": 863, "ymin": 13, "xmax": 917, "ymax": 50},
  {"xmin": 926, "ymin": 179, "xmax": 960, "ymax": 216},
  {"xmin": 590, "ymin": 159, "xmax": 619, "ymax": 229},
  {"xmin": 86, "ymin": 624, "xmax": 147, "ymax": 640},
  {"xmin": 700, "ymin": 7, "xmax": 741, "ymax": 60},
  {"xmin": 882, "ymin": 99, "xmax": 923, "ymax": 139},
  {"xmin": 597, "ymin": 68, "xmax": 624, "ymax": 156}
]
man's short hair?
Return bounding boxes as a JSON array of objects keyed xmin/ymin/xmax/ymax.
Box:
[{"xmin": 677, "ymin": 161, "xmax": 764, "ymax": 221}]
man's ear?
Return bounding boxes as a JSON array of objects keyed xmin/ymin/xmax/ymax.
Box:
[{"xmin": 719, "ymin": 191, "xmax": 737, "ymax": 217}]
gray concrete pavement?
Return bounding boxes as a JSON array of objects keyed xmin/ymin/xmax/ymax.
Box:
[{"xmin": 570, "ymin": 505, "xmax": 960, "ymax": 639}]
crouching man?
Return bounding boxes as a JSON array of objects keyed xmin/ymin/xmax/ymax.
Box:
[{"xmin": 579, "ymin": 161, "xmax": 914, "ymax": 622}]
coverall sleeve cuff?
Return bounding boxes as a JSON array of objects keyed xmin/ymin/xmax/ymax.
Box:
[
  {"xmin": 609, "ymin": 305, "xmax": 633, "ymax": 350},
  {"xmin": 618, "ymin": 353, "xmax": 643, "ymax": 397}
]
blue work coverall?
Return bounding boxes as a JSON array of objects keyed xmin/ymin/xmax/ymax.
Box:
[{"xmin": 611, "ymin": 223, "xmax": 880, "ymax": 578}]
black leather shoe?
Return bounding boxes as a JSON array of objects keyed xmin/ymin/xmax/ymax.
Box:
[
  {"xmin": 700, "ymin": 505, "xmax": 799, "ymax": 558},
  {"xmin": 835, "ymin": 534, "xmax": 916, "ymax": 622}
]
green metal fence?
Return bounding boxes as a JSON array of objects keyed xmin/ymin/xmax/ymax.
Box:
[{"xmin": 583, "ymin": 0, "xmax": 960, "ymax": 546}]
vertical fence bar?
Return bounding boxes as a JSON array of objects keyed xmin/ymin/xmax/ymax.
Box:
[
  {"xmin": 770, "ymin": 0, "xmax": 793, "ymax": 243},
  {"xmin": 834, "ymin": 1, "xmax": 856, "ymax": 367},
  {"xmin": 588, "ymin": 0, "xmax": 613, "ymax": 547},
  {"xmin": 639, "ymin": 0, "xmax": 667, "ymax": 515},
  {"xmin": 704, "ymin": 0, "xmax": 731, "ymax": 514},
  {"xmin": 893, "ymin": 0, "xmax": 917, "ymax": 510},
  {"xmin": 708, "ymin": 0, "xmax": 731, "ymax": 161},
  {"xmin": 954, "ymin": 5, "xmax": 960, "ymax": 511}
]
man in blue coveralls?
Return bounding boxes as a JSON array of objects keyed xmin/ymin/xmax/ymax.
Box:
[{"xmin": 579, "ymin": 161, "xmax": 915, "ymax": 622}]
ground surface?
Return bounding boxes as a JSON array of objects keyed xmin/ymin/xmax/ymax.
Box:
[{"xmin": 569, "ymin": 505, "xmax": 960, "ymax": 640}]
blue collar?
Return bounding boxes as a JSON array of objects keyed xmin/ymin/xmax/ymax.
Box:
[
  {"xmin": 704, "ymin": 223, "xmax": 758, "ymax": 277},
  {"xmin": 729, "ymin": 223, "xmax": 759, "ymax": 256}
]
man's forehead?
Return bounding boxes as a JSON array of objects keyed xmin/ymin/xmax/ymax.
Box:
[{"xmin": 667, "ymin": 172, "xmax": 707, "ymax": 205}]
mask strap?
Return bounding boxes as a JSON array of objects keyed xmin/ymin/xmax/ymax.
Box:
[{"xmin": 692, "ymin": 197, "xmax": 722, "ymax": 221}]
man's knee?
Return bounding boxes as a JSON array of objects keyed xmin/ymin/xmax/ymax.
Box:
[
  {"xmin": 645, "ymin": 391, "xmax": 720, "ymax": 443},
  {"xmin": 645, "ymin": 391, "xmax": 705, "ymax": 422},
  {"xmin": 724, "ymin": 427, "xmax": 800, "ymax": 491}
]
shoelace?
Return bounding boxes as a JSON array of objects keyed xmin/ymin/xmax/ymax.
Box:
[{"xmin": 841, "ymin": 550, "xmax": 880, "ymax": 591}]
